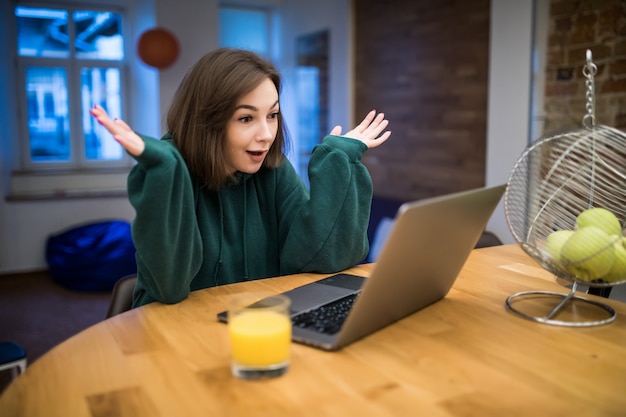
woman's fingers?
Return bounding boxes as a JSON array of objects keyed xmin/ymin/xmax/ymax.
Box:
[
  {"xmin": 358, "ymin": 111, "xmax": 389, "ymax": 141},
  {"xmin": 363, "ymin": 116, "xmax": 389, "ymax": 140},
  {"xmin": 337, "ymin": 110, "xmax": 391, "ymax": 148},
  {"xmin": 366, "ymin": 130, "xmax": 392, "ymax": 149},
  {"xmin": 355, "ymin": 110, "xmax": 376, "ymax": 133},
  {"xmin": 90, "ymin": 105, "xmax": 119, "ymax": 134},
  {"xmin": 330, "ymin": 125, "xmax": 343, "ymax": 136},
  {"xmin": 114, "ymin": 118, "xmax": 133, "ymax": 132},
  {"xmin": 356, "ymin": 110, "xmax": 391, "ymax": 148},
  {"xmin": 89, "ymin": 105, "xmax": 145, "ymax": 156}
]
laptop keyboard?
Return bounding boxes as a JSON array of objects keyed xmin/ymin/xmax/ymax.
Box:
[{"xmin": 291, "ymin": 292, "xmax": 359, "ymax": 335}]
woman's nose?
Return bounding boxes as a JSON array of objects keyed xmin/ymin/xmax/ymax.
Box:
[{"xmin": 257, "ymin": 121, "xmax": 275, "ymax": 141}]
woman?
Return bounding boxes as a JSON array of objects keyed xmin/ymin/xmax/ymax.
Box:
[{"xmin": 91, "ymin": 48, "xmax": 391, "ymax": 307}]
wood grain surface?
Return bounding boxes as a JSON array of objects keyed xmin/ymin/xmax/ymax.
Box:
[{"xmin": 1, "ymin": 245, "xmax": 625, "ymax": 416}]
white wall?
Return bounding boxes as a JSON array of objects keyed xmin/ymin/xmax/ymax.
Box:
[
  {"xmin": 0, "ymin": 0, "xmax": 534, "ymax": 272},
  {"xmin": 153, "ymin": 0, "xmax": 219, "ymax": 132},
  {"xmin": 485, "ymin": 0, "xmax": 535, "ymax": 244}
]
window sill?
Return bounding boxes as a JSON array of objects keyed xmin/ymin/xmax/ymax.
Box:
[
  {"xmin": 6, "ymin": 189, "xmax": 128, "ymax": 202},
  {"xmin": 6, "ymin": 169, "xmax": 129, "ymax": 202}
]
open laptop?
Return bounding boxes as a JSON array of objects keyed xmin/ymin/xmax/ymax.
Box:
[{"xmin": 218, "ymin": 184, "xmax": 506, "ymax": 351}]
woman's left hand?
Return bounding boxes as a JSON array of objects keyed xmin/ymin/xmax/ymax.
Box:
[{"xmin": 329, "ymin": 110, "xmax": 391, "ymax": 149}]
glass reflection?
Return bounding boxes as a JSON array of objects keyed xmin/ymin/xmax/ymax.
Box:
[
  {"xmin": 74, "ymin": 11, "xmax": 123, "ymax": 60},
  {"xmin": 26, "ymin": 67, "xmax": 70, "ymax": 161},
  {"xmin": 16, "ymin": 7, "xmax": 69, "ymax": 58},
  {"xmin": 81, "ymin": 68, "xmax": 123, "ymax": 160}
]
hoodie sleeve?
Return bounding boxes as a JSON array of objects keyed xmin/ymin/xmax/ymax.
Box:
[
  {"xmin": 278, "ymin": 135, "xmax": 372, "ymax": 273},
  {"xmin": 127, "ymin": 135, "xmax": 203, "ymax": 306}
]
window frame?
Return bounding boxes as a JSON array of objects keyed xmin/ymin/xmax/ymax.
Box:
[{"xmin": 15, "ymin": 2, "xmax": 132, "ymax": 172}]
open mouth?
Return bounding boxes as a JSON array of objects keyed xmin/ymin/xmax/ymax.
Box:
[{"xmin": 247, "ymin": 151, "xmax": 264, "ymax": 156}]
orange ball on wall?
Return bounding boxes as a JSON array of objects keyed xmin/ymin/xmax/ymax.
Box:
[{"xmin": 137, "ymin": 28, "xmax": 180, "ymax": 69}]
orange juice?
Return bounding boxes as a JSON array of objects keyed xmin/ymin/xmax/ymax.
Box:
[{"xmin": 229, "ymin": 310, "xmax": 291, "ymax": 366}]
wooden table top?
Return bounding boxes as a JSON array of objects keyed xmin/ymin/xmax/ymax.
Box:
[{"xmin": 2, "ymin": 244, "xmax": 626, "ymax": 417}]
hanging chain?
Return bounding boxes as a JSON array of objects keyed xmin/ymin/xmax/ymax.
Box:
[
  {"xmin": 581, "ymin": 49, "xmax": 598, "ymax": 207},
  {"xmin": 582, "ymin": 49, "xmax": 597, "ymax": 128}
]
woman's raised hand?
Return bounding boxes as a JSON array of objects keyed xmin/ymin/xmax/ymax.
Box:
[
  {"xmin": 89, "ymin": 105, "xmax": 145, "ymax": 157},
  {"xmin": 329, "ymin": 110, "xmax": 391, "ymax": 149}
]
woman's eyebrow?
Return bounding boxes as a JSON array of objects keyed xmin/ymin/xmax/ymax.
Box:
[{"xmin": 234, "ymin": 100, "xmax": 280, "ymax": 111}]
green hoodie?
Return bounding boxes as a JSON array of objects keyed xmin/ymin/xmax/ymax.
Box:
[{"xmin": 129, "ymin": 134, "xmax": 372, "ymax": 307}]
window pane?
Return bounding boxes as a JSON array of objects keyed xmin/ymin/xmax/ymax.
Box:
[
  {"xmin": 16, "ymin": 7, "xmax": 70, "ymax": 58},
  {"xmin": 219, "ymin": 8, "xmax": 268, "ymax": 56},
  {"xmin": 81, "ymin": 67, "xmax": 123, "ymax": 160},
  {"xmin": 74, "ymin": 11, "xmax": 124, "ymax": 60},
  {"xmin": 25, "ymin": 67, "xmax": 70, "ymax": 161}
]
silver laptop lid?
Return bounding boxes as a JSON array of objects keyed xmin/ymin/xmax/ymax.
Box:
[{"xmin": 332, "ymin": 184, "xmax": 506, "ymax": 349}]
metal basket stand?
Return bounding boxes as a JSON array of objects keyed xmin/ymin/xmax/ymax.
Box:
[
  {"xmin": 503, "ymin": 49, "xmax": 624, "ymax": 329},
  {"xmin": 505, "ymin": 284, "xmax": 617, "ymax": 327}
]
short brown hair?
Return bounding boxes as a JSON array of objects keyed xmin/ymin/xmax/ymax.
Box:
[{"xmin": 166, "ymin": 48, "xmax": 289, "ymax": 190}]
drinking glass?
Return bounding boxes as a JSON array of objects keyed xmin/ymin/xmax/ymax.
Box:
[{"xmin": 228, "ymin": 293, "xmax": 292, "ymax": 380}]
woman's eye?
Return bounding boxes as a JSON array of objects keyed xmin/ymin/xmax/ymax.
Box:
[
  {"xmin": 239, "ymin": 116, "xmax": 252, "ymax": 123},
  {"xmin": 269, "ymin": 112, "xmax": 279, "ymax": 120}
]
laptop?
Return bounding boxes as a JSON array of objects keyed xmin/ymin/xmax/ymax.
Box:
[{"xmin": 218, "ymin": 184, "xmax": 506, "ymax": 351}]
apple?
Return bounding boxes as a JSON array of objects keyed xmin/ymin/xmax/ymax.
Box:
[
  {"xmin": 576, "ymin": 207, "xmax": 622, "ymax": 236},
  {"xmin": 545, "ymin": 230, "xmax": 574, "ymax": 261},
  {"xmin": 604, "ymin": 237, "xmax": 626, "ymax": 283},
  {"xmin": 560, "ymin": 226, "xmax": 616, "ymax": 281}
]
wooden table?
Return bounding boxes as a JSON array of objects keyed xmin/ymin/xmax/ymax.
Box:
[{"xmin": 2, "ymin": 244, "xmax": 626, "ymax": 416}]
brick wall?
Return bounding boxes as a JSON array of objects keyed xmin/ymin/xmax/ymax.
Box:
[
  {"xmin": 544, "ymin": 0, "xmax": 626, "ymax": 133},
  {"xmin": 353, "ymin": 0, "xmax": 490, "ymax": 201}
]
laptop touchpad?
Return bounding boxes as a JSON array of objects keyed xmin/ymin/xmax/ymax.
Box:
[
  {"xmin": 316, "ymin": 273, "xmax": 365, "ymax": 291},
  {"xmin": 284, "ymin": 278, "xmax": 361, "ymax": 313}
]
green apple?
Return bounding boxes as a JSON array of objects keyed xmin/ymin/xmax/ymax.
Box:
[
  {"xmin": 576, "ymin": 207, "xmax": 622, "ymax": 236},
  {"xmin": 604, "ymin": 237, "xmax": 626, "ymax": 283},
  {"xmin": 561, "ymin": 226, "xmax": 616, "ymax": 281},
  {"xmin": 545, "ymin": 230, "xmax": 574, "ymax": 261}
]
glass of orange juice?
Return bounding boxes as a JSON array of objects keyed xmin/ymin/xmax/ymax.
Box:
[{"xmin": 228, "ymin": 293, "xmax": 292, "ymax": 380}]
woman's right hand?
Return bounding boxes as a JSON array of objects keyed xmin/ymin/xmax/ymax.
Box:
[
  {"xmin": 90, "ymin": 105, "xmax": 145, "ymax": 157},
  {"xmin": 329, "ymin": 110, "xmax": 391, "ymax": 149}
]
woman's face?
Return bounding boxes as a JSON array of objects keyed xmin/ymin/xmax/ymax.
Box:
[{"xmin": 225, "ymin": 78, "xmax": 279, "ymax": 175}]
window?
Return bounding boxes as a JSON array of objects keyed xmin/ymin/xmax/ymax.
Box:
[
  {"xmin": 15, "ymin": 5, "xmax": 129, "ymax": 170},
  {"xmin": 219, "ymin": 6, "xmax": 270, "ymax": 58}
]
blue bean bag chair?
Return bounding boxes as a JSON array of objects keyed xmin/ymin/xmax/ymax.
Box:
[{"xmin": 45, "ymin": 220, "xmax": 137, "ymax": 291}]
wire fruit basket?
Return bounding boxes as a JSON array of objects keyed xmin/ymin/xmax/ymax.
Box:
[{"xmin": 504, "ymin": 50, "xmax": 626, "ymax": 326}]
